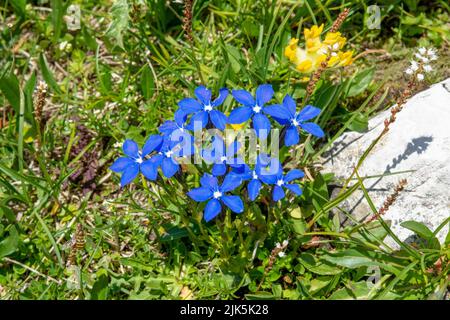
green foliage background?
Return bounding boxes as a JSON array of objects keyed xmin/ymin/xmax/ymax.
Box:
[{"xmin": 0, "ymin": 0, "xmax": 449, "ymax": 299}]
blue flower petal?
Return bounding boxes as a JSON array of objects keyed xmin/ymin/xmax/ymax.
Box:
[
  {"xmin": 297, "ymin": 105, "xmax": 321, "ymax": 122},
  {"xmin": 194, "ymin": 86, "xmax": 212, "ymax": 105},
  {"xmin": 210, "ymin": 110, "xmax": 227, "ymax": 131},
  {"xmin": 220, "ymin": 173, "xmax": 242, "ymax": 193},
  {"xmin": 255, "ymin": 84, "xmax": 274, "ymax": 106},
  {"xmin": 263, "ymin": 104, "xmax": 291, "ymax": 120},
  {"xmin": 231, "ymin": 164, "xmax": 252, "ymax": 180},
  {"xmin": 228, "ymin": 106, "xmax": 253, "ymax": 124},
  {"xmin": 161, "ymin": 157, "xmax": 179, "ymax": 178},
  {"xmin": 123, "ymin": 139, "xmax": 139, "ymax": 158},
  {"xmin": 284, "ymin": 169, "xmax": 305, "ymax": 182},
  {"xmin": 204, "ymin": 199, "xmax": 222, "ymax": 222},
  {"xmin": 120, "ymin": 163, "xmax": 139, "ymax": 187},
  {"xmin": 158, "ymin": 120, "xmax": 178, "ymax": 135},
  {"xmin": 211, "ymin": 88, "xmax": 229, "ymax": 107},
  {"xmin": 200, "ymin": 174, "xmax": 218, "ymax": 189},
  {"xmin": 174, "ymin": 108, "xmax": 188, "ymax": 127},
  {"xmin": 188, "ymin": 111, "xmax": 209, "ymax": 131},
  {"xmin": 221, "ymin": 195, "xmax": 244, "ymax": 213},
  {"xmin": 187, "ymin": 187, "xmax": 213, "ymax": 202},
  {"xmin": 151, "ymin": 153, "xmax": 164, "ymax": 166},
  {"xmin": 253, "ymin": 113, "xmax": 271, "ymax": 139},
  {"xmin": 272, "ymin": 185, "xmax": 285, "ymax": 201},
  {"xmin": 227, "ymin": 156, "xmax": 245, "ymax": 168},
  {"xmin": 283, "ymin": 94, "xmax": 297, "ymax": 117},
  {"xmin": 140, "ymin": 160, "xmax": 158, "ymax": 181},
  {"xmin": 232, "ymin": 89, "xmax": 255, "ymax": 106},
  {"xmin": 259, "ymin": 172, "xmax": 277, "ymax": 185},
  {"xmin": 212, "ymin": 163, "xmax": 227, "ymax": 176},
  {"xmin": 285, "ymin": 184, "xmax": 303, "ymax": 196},
  {"xmin": 110, "ymin": 157, "xmax": 134, "ymax": 172},
  {"xmin": 178, "ymin": 98, "xmax": 203, "ymax": 113},
  {"xmin": 142, "ymin": 135, "xmax": 163, "ymax": 156},
  {"xmin": 300, "ymin": 122, "xmax": 325, "ymax": 138},
  {"xmin": 177, "ymin": 133, "xmax": 195, "ymax": 157},
  {"xmin": 285, "ymin": 125, "xmax": 300, "ymax": 146},
  {"xmin": 248, "ymin": 179, "xmax": 262, "ymax": 201}
]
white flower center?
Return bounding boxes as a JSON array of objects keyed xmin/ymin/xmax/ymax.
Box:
[
  {"xmin": 276, "ymin": 179, "xmax": 284, "ymax": 186},
  {"xmin": 165, "ymin": 150, "xmax": 174, "ymax": 158},
  {"xmin": 220, "ymin": 156, "xmax": 227, "ymax": 162},
  {"xmin": 213, "ymin": 191, "xmax": 222, "ymax": 199},
  {"xmin": 292, "ymin": 118, "xmax": 299, "ymax": 126},
  {"xmin": 204, "ymin": 104, "xmax": 213, "ymax": 112},
  {"xmin": 135, "ymin": 157, "xmax": 143, "ymax": 164},
  {"xmin": 252, "ymin": 171, "xmax": 258, "ymax": 180},
  {"xmin": 253, "ymin": 105, "xmax": 262, "ymax": 113}
]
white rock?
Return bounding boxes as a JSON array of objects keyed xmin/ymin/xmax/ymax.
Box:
[{"xmin": 322, "ymin": 78, "xmax": 450, "ymax": 248}]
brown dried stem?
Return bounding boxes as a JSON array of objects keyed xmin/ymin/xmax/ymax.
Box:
[
  {"xmin": 182, "ymin": 0, "xmax": 193, "ymax": 43},
  {"xmin": 366, "ymin": 179, "xmax": 407, "ymax": 223}
]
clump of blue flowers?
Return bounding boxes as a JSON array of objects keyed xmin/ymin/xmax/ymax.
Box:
[{"xmin": 110, "ymin": 84, "xmax": 324, "ymax": 222}]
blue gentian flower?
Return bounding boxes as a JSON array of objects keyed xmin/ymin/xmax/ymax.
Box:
[
  {"xmin": 187, "ymin": 173, "xmax": 244, "ymax": 221},
  {"xmin": 227, "ymin": 84, "xmax": 276, "ymax": 139},
  {"xmin": 268, "ymin": 166, "xmax": 305, "ymax": 201},
  {"xmin": 178, "ymin": 86, "xmax": 229, "ymax": 131},
  {"xmin": 265, "ymin": 94, "xmax": 325, "ymax": 146},
  {"xmin": 231, "ymin": 155, "xmax": 278, "ymax": 201},
  {"xmin": 158, "ymin": 109, "xmax": 189, "ymax": 136},
  {"xmin": 149, "ymin": 136, "xmax": 193, "ymax": 179},
  {"xmin": 202, "ymin": 136, "xmax": 244, "ymax": 176},
  {"xmin": 159, "ymin": 109, "xmax": 196, "ymax": 158},
  {"xmin": 110, "ymin": 136, "xmax": 163, "ymax": 187}
]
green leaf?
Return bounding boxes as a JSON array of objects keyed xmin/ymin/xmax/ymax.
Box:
[
  {"xmin": 0, "ymin": 73, "xmax": 20, "ymax": 113},
  {"xmin": 160, "ymin": 225, "xmax": 188, "ymax": 242},
  {"xmin": 321, "ymin": 248, "xmax": 402, "ymax": 274},
  {"xmin": 245, "ymin": 292, "xmax": 275, "ymax": 300},
  {"xmin": 347, "ymin": 68, "xmax": 375, "ymax": 97},
  {"xmin": 141, "ymin": 65, "xmax": 155, "ymax": 100},
  {"xmin": 446, "ymin": 227, "xmax": 450, "ymax": 246},
  {"xmin": 50, "ymin": 0, "xmax": 64, "ymax": 42},
  {"xmin": 400, "ymin": 220, "xmax": 441, "ymax": 250},
  {"xmin": 0, "ymin": 206, "xmax": 16, "ymax": 223},
  {"xmin": 0, "ymin": 226, "xmax": 19, "ymax": 259},
  {"xmin": 351, "ymin": 220, "xmax": 389, "ymax": 243},
  {"xmin": 106, "ymin": 0, "xmax": 130, "ymax": 49},
  {"xmin": 38, "ymin": 54, "xmax": 62, "ymax": 94},
  {"xmin": 298, "ymin": 253, "xmax": 342, "ymax": 275},
  {"xmin": 225, "ymin": 45, "xmax": 242, "ymax": 73},
  {"xmin": 10, "ymin": 0, "xmax": 26, "ymax": 18},
  {"xmin": 347, "ymin": 112, "xmax": 368, "ymax": 132},
  {"xmin": 328, "ymin": 281, "xmax": 371, "ymax": 300},
  {"xmin": 321, "ymin": 250, "xmax": 380, "ymax": 269},
  {"xmin": 24, "ymin": 72, "xmax": 37, "ymax": 126},
  {"xmin": 90, "ymin": 273, "xmax": 109, "ymax": 300}
]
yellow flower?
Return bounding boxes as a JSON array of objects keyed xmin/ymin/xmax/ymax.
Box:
[
  {"xmin": 304, "ymin": 24, "xmax": 324, "ymax": 53},
  {"xmin": 323, "ymin": 32, "xmax": 347, "ymax": 50},
  {"xmin": 304, "ymin": 24, "xmax": 324, "ymax": 40},
  {"xmin": 285, "ymin": 38, "xmax": 300, "ymax": 64},
  {"xmin": 296, "ymin": 59, "xmax": 313, "ymax": 73},
  {"xmin": 228, "ymin": 123, "xmax": 246, "ymax": 131},
  {"xmin": 337, "ymin": 50, "xmax": 354, "ymax": 66},
  {"xmin": 284, "ymin": 25, "xmax": 354, "ymax": 74}
]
